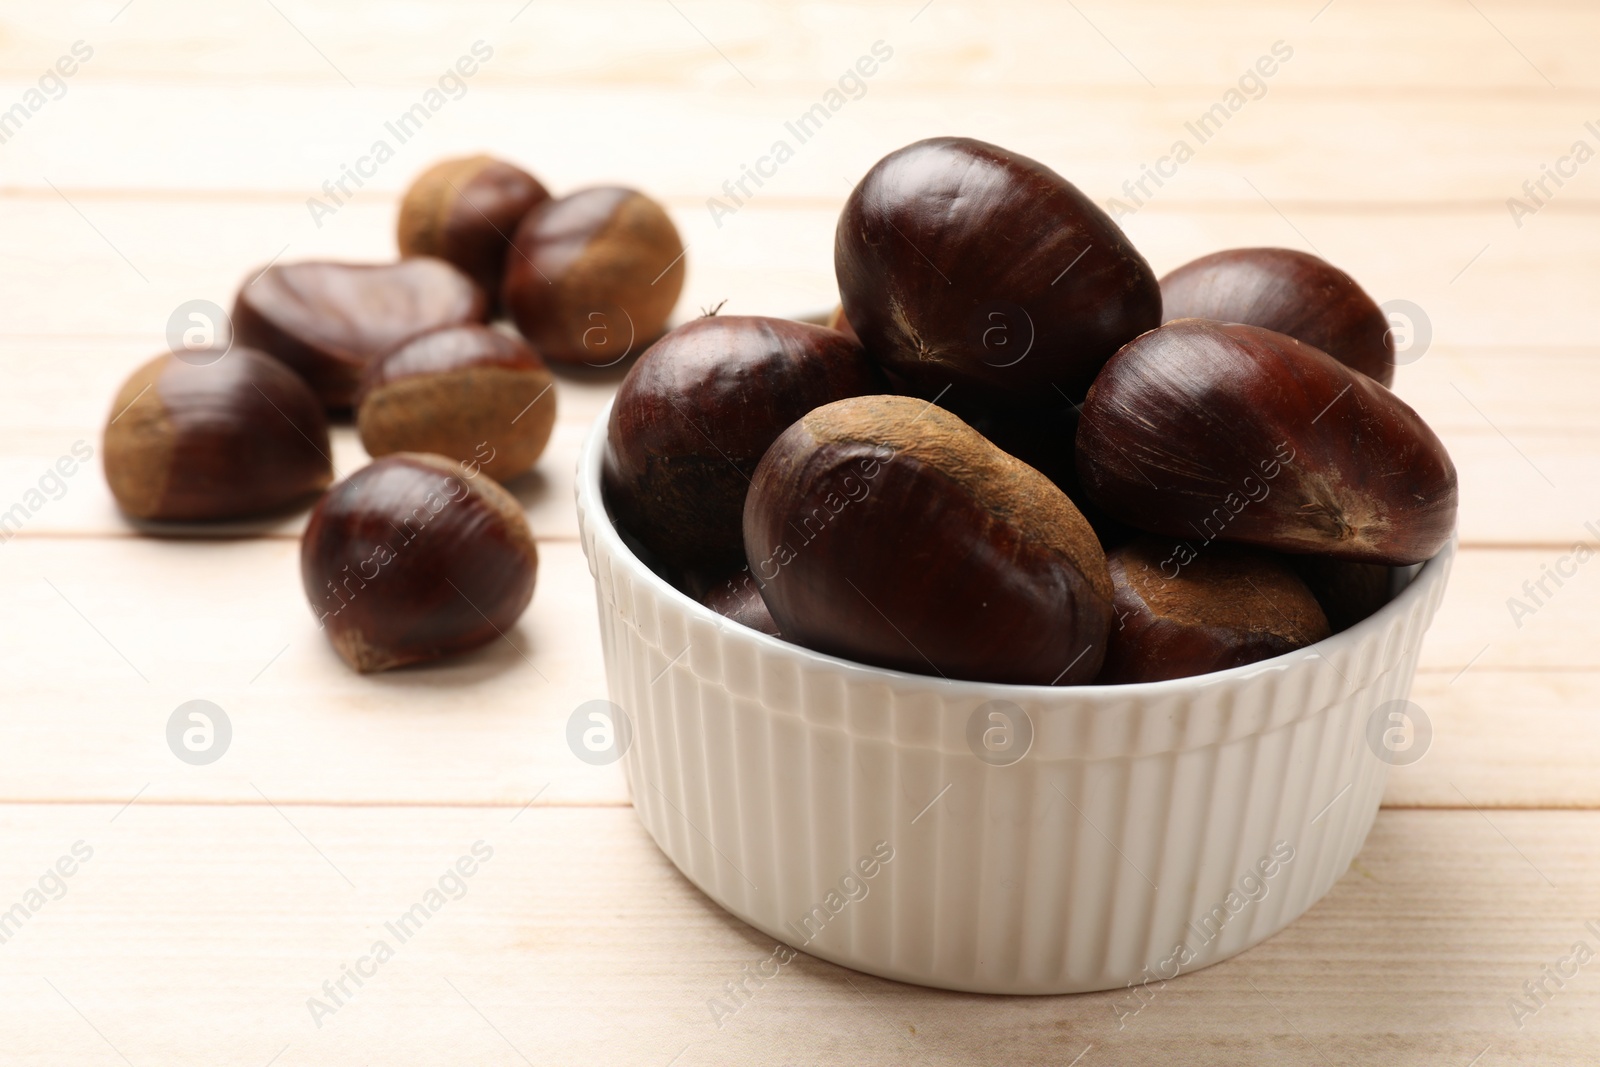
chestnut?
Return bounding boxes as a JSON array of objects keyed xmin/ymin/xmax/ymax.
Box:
[
  {"xmin": 1160, "ymin": 247, "xmax": 1395, "ymax": 385},
  {"xmin": 397, "ymin": 155, "xmax": 550, "ymax": 310},
  {"xmin": 1099, "ymin": 538, "xmax": 1330, "ymax": 684},
  {"xmin": 1293, "ymin": 556, "xmax": 1392, "ymax": 633},
  {"xmin": 604, "ymin": 315, "xmax": 882, "ymax": 570},
  {"xmin": 103, "ymin": 347, "xmax": 332, "ymax": 521},
  {"xmin": 301, "ymin": 453, "xmax": 538, "ymax": 673},
  {"xmin": 835, "ymin": 136, "xmax": 1160, "ymax": 406},
  {"xmin": 697, "ymin": 567, "xmax": 781, "ymax": 637},
  {"xmin": 356, "ymin": 325, "xmax": 556, "ymax": 483},
  {"xmin": 744, "ymin": 395, "xmax": 1112, "ymax": 685},
  {"xmin": 1076, "ymin": 319, "xmax": 1457, "ymax": 566},
  {"xmin": 502, "ymin": 187, "xmax": 686, "ymax": 366},
  {"xmin": 234, "ymin": 258, "xmax": 487, "ymax": 408}
]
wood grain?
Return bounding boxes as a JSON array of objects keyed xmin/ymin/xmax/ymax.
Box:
[{"xmin": 0, "ymin": 804, "xmax": 1596, "ymax": 1065}]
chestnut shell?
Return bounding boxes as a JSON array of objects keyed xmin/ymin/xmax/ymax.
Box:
[
  {"xmin": 604, "ymin": 315, "xmax": 882, "ymax": 570},
  {"xmin": 234, "ymin": 258, "xmax": 487, "ymax": 408},
  {"xmin": 1076, "ymin": 319, "xmax": 1457, "ymax": 565},
  {"xmin": 744, "ymin": 395, "xmax": 1112, "ymax": 686},
  {"xmin": 835, "ymin": 136, "xmax": 1160, "ymax": 406},
  {"xmin": 1160, "ymin": 247, "xmax": 1395, "ymax": 386},
  {"xmin": 1099, "ymin": 538, "xmax": 1330, "ymax": 684},
  {"xmin": 102, "ymin": 348, "xmax": 332, "ymax": 521},
  {"xmin": 502, "ymin": 186, "xmax": 686, "ymax": 366},
  {"xmin": 397, "ymin": 155, "xmax": 550, "ymax": 312},
  {"xmin": 356, "ymin": 325, "xmax": 557, "ymax": 483},
  {"xmin": 301, "ymin": 453, "xmax": 537, "ymax": 673}
]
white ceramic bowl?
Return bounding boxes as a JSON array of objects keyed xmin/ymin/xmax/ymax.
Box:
[{"xmin": 575, "ymin": 404, "xmax": 1454, "ymax": 994}]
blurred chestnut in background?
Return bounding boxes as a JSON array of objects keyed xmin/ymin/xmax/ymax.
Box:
[
  {"xmin": 1160, "ymin": 247, "xmax": 1396, "ymax": 385},
  {"xmin": 356, "ymin": 325, "xmax": 556, "ymax": 483},
  {"xmin": 835, "ymin": 136, "xmax": 1160, "ymax": 407},
  {"xmin": 1076, "ymin": 319, "xmax": 1457, "ymax": 565},
  {"xmin": 604, "ymin": 315, "xmax": 881, "ymax": 570},
  {"xmin": 398, "ymin": 155, "xmax": 550, "ymax": 311},
  {"xmin": 1098, "ymin": 538, "xmax": 1330, "ymax": 684},
  {"xmin": 103, "ymin": 348, "xmax": 332, "ymax": 521},
  {"xmin": 503, "ymin": 187, "xmax": 686, "ymax": 367},
  {"xmin": 745, "ymin": 395, "xmax": 1112, "ymax": 685},
  {"xmin": 301, "ymin": 453, "xmax": 538, "ymax": 673},
  {"xmin": 234, "ymin": 258, "xmax": 487, "ymax": 408}
]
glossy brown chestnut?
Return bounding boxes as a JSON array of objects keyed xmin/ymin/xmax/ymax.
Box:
[
  {"xmin": 604, "ymin": 315, "xmax": 882, "ymax": 569},
  {"xmin": 699, "ymin": 567, "xmax": 781, "ymax": 637},
  {"xmin": 1076, "ymin": 319, "xmax": 1457, "ymax": 565},
  {"xmin": 1160, "ymin": 247, "xmax": 1396, "ymax": 385},
  {"xmin": 1099, "ymin": 538, "xmax": 1330, "ymax": 684},
  {"xmin": 835, "ymin": 136, "xmax": 1160, "ymax": 405},
  {"xmin": 744, "ymin": 395, "xmax": 1112, "ymax": 685},
  {"xmin": 1293, "ymin": 556, "xmax": 1392, "ymax": 633},
  {"xmin": 234, "ymin": 258, "xmax": 487, "ymax": 408},
  {"xmin": 301, "ymin": 453, "xmax": 538, "ymax": 673},
  {"xmin": 502, "ymin": 186, "xmax": 686, "ymax": 367},
  {"xmin": 356, "ymin": 325, "xmax": 556, "ymax": 483},
  {"xmin": 397, "ymin": 155, "xmax": 550, "ymax": 310},
  {"xmin": 103, "ymin": 348, "xmax": 332, "ymax": 521}
]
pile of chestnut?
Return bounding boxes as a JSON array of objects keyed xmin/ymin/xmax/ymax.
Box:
[
  {"xmin": 605, "ymin": 136, "xmax": 1457, "ymax": 686},
  {"xmin": 101, "ymin": 156, "xmax": 687, "ymax": 673}
]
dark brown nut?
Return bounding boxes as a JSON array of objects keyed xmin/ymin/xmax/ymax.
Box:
[
  {"xmin": 356, "ymin": 325, "xmax": 556, "ymax": 483},
  {"xmin": 699, "ymin": 567, "xmax": 781, "ymax": 637},
  {"xmin": 502, "ymin": 186, "xmax": 686, "ymax": 367},
  {"xmin": 1292, "ymin": 556, "xmax": 1393, "ymax": 633},
  {"xmin": 1099, "ymin": 538, "xmax": 1330, "ymax": 684},
  {"xmin": 1076, "ymin": 319, "xmax": 1457, "ymax": 566},
  {"xmin": 301, "ymin": 453, "xmax": 537, "ymax": 673},
  {"xmin": 835, "ymin": 136, "xmax": 1160, "ymax": 406},
  {"xmin": 603, "ymin": 315, "xmax": 883, "ymax": 570},
  {"xmin": 1160, "ymin": 247, "xmax": 1396, "ymax": 385},
  {"xmin": 397, "ymin": 155, "xmax": 550, "ymax": 311},
  {"xmin": 234, "ymin": 258, "xmax": 488, "ymax": 409},
  {"xmin": 744, "ymin": 395, "xmax": 1112, "ymax": 685},
  {"xmin": 102, "ymin": 348, "xmax": 332, "ymax": 521}
]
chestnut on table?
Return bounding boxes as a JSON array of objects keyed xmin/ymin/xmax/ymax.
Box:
[
  {"xmin": 102, "ymin": 347, "xmax": 332, "ymax": 521},
  {"xmin": 233, "ymin": 257, "xmax": 487, "ymax": 409}
]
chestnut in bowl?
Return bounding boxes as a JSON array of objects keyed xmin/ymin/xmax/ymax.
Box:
[
  {"xmin": 503, "ymin": 186, "xmax": 686, "ymax": 367},
  {"xmin": 397, "ymin": 155, "xmax": 550, "ymax": 311},
  {"xmin": 356, "ymin": 325, "xmax": 556, "ymax": 483},
  {"xmin": 604, "ymin": 315, "xmax": 882, "ymax": 570},
  {"xmin": 234, "ymin": 258, "xmax": 487, "ymax": 408},
  {"xmin": 103, "ymin": 347, "xmax": 332, "ymax": 521},
  {"xmin": 1076, "ymin": 319, "xmax": 1457, "ymax": 566},
  {"xmin": 1099, "ymin": 538, "xmax": 1330, "ymax": 684},
  {"xmin": 1160, "ymin": 247, "xmax": 1395, "ymax": 385},
  {"xmin": 744, "ymin": 394, "xmax": 1112, "ymax": 686},
  {"xmin": 301, "ymin": 453, "xmax": 538, "ymax": 673},
  {"xmin": 835, "ymin": 136, "xmax": 1160, "ymax": 406}
]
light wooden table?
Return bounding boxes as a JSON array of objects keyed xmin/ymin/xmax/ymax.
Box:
[{"xmin": 2, "ymin": 2, "xmax": 1596, "ymax": 1063}]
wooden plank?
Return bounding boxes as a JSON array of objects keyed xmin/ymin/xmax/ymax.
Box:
[
  {"xmin": 2, "ymin": 82, "xmax": 1597, "ymax": 205},
  {"xmin": 0, "ymin": 538, "xmax": 626, "ymax": 808},
  {"xmin": 1392, "ymin": 671, "xmax": 1600, "ymax": 809},
  {"xmin": 0, "ymin": 199, "xmax": 1588, "ymax": 353},
  {"xmin": 0, "ymin": 539, "xmax": 1594, "ymax": 807},
  {"xmin": 1, "ymin": 1, "xmax": 1594, "ymax": 90},
  {"xmin": 0, "ymin": 804, "xmax": 1595, "ymax": 1064}
]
